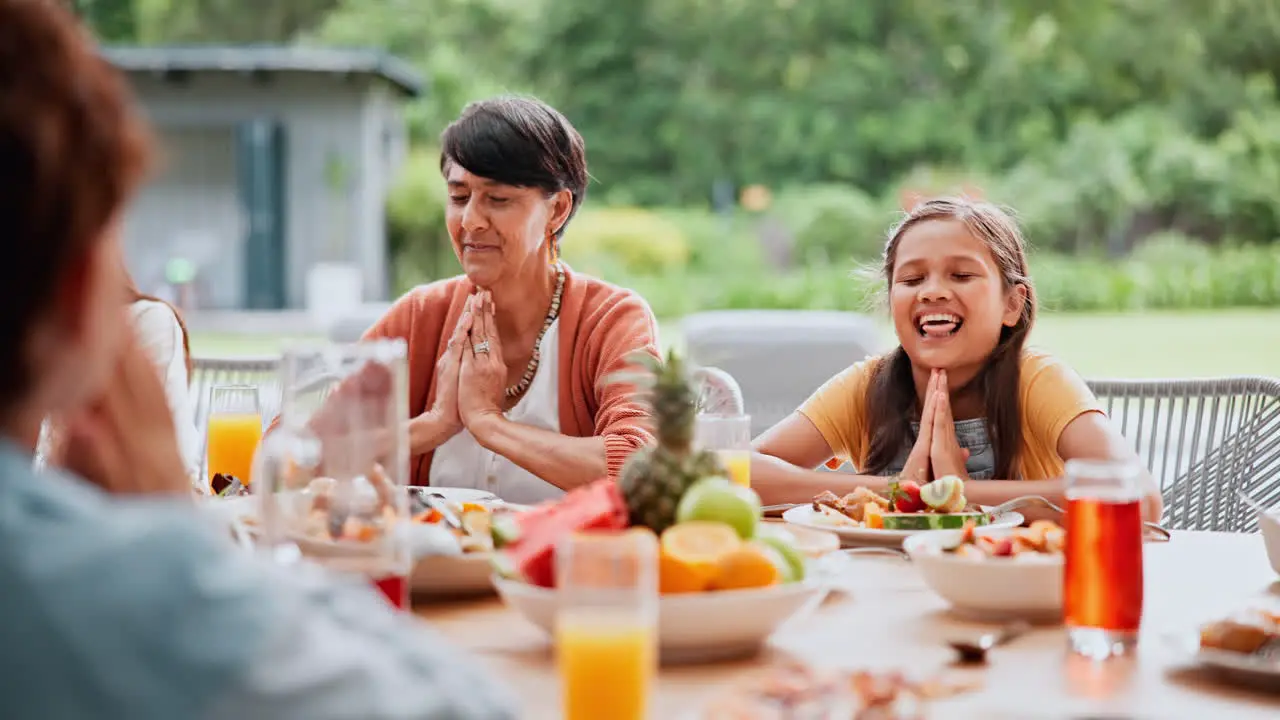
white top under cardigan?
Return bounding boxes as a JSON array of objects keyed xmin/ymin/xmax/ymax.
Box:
[{"xmin": 428, "ymin": 320, "xmax": 563, "ymax": 505}]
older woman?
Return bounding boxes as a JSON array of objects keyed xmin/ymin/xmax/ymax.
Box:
[
  {"xmin": 0, "ymin": 3, "xmax": 513, "ymax": 717},
  {"xmin": 362, "ymin": 96, "xmax": 659, "ymax": 503}
]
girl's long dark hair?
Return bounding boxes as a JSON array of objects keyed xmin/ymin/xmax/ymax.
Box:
[{"xmin": 862, "ymin": 198, "xmax": 1036, "ymax": 480}]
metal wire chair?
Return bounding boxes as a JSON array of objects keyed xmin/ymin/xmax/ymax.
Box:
[
  {"xmin": 1087, "ymin": 376, "xmax": 1280, "ymax": 533},
  {"xmin": 694, "ymin": 366, "xmax": 747, "ymax": 416}
]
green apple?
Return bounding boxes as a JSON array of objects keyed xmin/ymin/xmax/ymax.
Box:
[
  {"xmin": 754, "ymin": 525, "xmax": 806, "ymax": 582},
  {"xmin": 675, "ymin": 476, "xmax": 762, "ymax": 539}
]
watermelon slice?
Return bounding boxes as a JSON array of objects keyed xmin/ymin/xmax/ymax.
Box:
[
  {"xmin": 495, "ymin": 479, "xmax": 630, "ymax": 587},
  {"xmin": 879, "ymin": 511, "xmax": 990, "ymax": 531}
]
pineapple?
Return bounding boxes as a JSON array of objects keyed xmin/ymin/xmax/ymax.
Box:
[{"xmin": 614, "ymin": 348, "xmax": 725, "ymax": 534}]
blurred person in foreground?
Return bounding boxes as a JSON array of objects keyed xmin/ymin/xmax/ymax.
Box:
[
  {"xmin": 0, "ymin": 2, "xmax": 515, "ymax": 718},
  {"xmin": 353, "ymin": 95, "xmax": 660, "ymax": 504}
]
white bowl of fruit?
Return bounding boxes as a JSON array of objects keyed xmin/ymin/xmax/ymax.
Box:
[
  {"xmin": 492, "ymin": 477, "xmax": 828, "ymax": 664},
  {"xmin": 903, "ymin": 520, "xmax": 1066, "ymax": 622}
]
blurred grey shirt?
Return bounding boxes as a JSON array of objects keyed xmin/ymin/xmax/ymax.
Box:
[{"xmin": 0, "ymin": 440, "xmax": 517, "ymax": 720}]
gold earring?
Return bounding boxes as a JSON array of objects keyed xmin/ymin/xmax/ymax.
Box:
[{"xmin": 548, "ymin": 231, "xmax": 559, "ymax": 264}]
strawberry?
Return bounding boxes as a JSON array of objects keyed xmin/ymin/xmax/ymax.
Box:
[{"xmin": 888, "ymin": 479, "xmax": 925, "ymax": 513}]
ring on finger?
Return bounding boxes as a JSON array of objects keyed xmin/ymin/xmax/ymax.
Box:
[{"xmin": 472, "ymin": 340, "xmax": 491, "ymax": 354}]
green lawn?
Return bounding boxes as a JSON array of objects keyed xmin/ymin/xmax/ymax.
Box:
[
  {"xmin": 191, "ymin": 309, "xmax": 1280, "ymax": 379},
  {"xmin": 1026, "ymin": 309, "xmax": 1280, "ymax": 378}
]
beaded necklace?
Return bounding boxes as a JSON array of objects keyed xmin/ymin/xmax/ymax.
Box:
[{"xmin": 505, "ymin": 262, "xmax": 565, "ymax": 399}]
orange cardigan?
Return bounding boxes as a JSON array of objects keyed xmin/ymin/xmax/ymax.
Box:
[{"xmin": 362, "ymin": 266, "xmax": 660, "ymax": 485}]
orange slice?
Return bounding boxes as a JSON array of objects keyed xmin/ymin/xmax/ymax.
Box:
[
  {"xmin": 661, "ymin": 521, "xmax": 742, "ymax": 562},
  {"xmin": 659, "ymin": 553, "xmax": 711, "ymax": 594},
  {"xmin": 710, "ymin": 542, "xmax": 783, "ymax": 590},
  {"xmin": 864, "ymin": 504, "xmax": 884, "ymax": 529},
  {"xmin": 659, "ymin": 522, "xmax": 741, "ymax": 593}
]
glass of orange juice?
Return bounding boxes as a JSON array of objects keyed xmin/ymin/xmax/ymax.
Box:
[
  {"xmin": 556, "ymin": 529, "xmax": 658, "ymax": 720},
  {"xmin": 695, "ymin": 413, "xmax": 752, "ymax": 487},
  {"xmin": 206, "ymin": 384, "xmax": 263, "ymax": 490}
]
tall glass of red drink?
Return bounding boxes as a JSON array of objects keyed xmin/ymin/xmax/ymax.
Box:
[{"xmin": 1063, "ymin": 458, "xmax": 1145, "ymax": 660}]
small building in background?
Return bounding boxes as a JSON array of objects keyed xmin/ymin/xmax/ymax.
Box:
[{"xmin": 108, "ymin": 46, "xmax": 422, "ymax": 315}]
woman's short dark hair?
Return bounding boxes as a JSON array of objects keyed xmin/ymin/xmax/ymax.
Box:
[
  {"xmin": 0, "ymin": 0, "xmax": 152, "ymax": 409},
  {"xmin": 440, "ymin": 95, "xmax": 588, "ymax": 239}
]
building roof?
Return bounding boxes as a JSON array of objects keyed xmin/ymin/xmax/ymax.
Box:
[{"xmin": 104, "ymin": 46, "xmax": 424, "ymax": 98}]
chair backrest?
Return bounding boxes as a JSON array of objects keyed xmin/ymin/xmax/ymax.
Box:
[
  {"xmin": 191, "ymin": 355, "xmax": 281, "ymax": 447},
  {"xmin": 682, "ymin": 310, "xmax": 885, "ymax": 437},
  {"xmin": 1087, "ymin": 376, "xmax": 1280, "ymax": 533},
  {"xmin": 693, "ymin": 366, "xmax": 746, "ymax": 416}
]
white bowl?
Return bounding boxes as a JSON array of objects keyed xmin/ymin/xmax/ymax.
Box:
[
  {"xmin": 903, "ymin": 526, "xmax": 1063, "ymax": 622},
  {"xmin": 493, "ymin": 576, "xmax": 827, "ymax": 664},
  {"xmin": 1259, "ymin": 508, "xmax": 1280, "ymax": 576}
]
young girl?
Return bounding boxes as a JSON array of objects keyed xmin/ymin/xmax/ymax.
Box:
[
  {"xmin": 751, "ymin": 197, "xmax": 1163, "ymax": 523},
  {"xmin": 38, "ymin": 268, "xmax": 202, "ymax": 490}
]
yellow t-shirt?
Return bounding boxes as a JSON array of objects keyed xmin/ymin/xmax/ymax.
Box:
[{"xmin": 798, "ymin": 348, "xmax": 1103, "ymax": 480}]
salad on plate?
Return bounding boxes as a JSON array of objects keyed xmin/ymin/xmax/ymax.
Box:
[{"xmin": 808, "ymin": 474, "xmax": 990, "ymax": 531}]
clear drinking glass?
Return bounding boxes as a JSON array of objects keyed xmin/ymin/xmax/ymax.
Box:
[
  {"xmin": 1063, "ymin": 458, "xmax": 1145, "ymax": 660},
  {"xmin": 206, "ymin": 384, "xmax": 262, "ymax": 492},
  {"xmin": 695, "ymin": 413, "xmax": 753, "ymax": 487},
  {"xmin": 556, "ymin": 529, "xmax": 658, "ymax": 720},
  {"xmin": 254, "ymin": 339, "xmax": 412, "ymax": 609}
]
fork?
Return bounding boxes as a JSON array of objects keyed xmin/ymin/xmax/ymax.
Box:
[{"xmin": 983, "ymin": 495, "xmax": 1172, "ymax": 541}]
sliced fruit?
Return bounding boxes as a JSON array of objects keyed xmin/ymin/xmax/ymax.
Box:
[
  {"xmin": 496, "ymin": 479, "xmax": 630, "ymax": 588},
  {"xmin": 879, "ymin": 511, "xmax": 989, "ymax": 531},
  {"xmin": 920, "ymin": 475, "xmax": 963, "ymax": 511},
  {"xmin": 674, "ymin": 477, "xmax": 763, "ymax": 539},
  {"xmin": 461, "ymin": 509, "xmax": 491, "ymax": 535},
  {"xmin": 659, "ymin": 552, "xmax": 713, "ymax": 594},
  {"xmin": 864, "ymin": 503, "xmax": 884, "ymax": 529},
  {"xmin": 491, "ymin": 513, "xmax": 521, "ymax": 548},
  {"xmin": 661, "ymin": 521, "xmax": 741, "ymax": 563},
  {"xmin": 888, "ymin": 480, "xmax": 924, "ymax": 513},
  {"xmin": 710, "ymin": 542, "xmax": 783, "ymax": 590}
]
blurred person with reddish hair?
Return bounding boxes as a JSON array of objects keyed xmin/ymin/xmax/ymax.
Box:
[{"xmin": 0, "ymin": 2, "xmax": 515, "ymax": 718}]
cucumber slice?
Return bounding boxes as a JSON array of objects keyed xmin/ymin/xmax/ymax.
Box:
[
  {"xmin": 879, "ymin": 512, "xmax": 989, "ymax": 531},
  {"xmin": 921, "ymin": 475, "xmax": 963, "ymax": 510}
]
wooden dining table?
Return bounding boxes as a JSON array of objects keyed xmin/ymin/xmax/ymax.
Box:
[{"xmin": 416, "ymin": 530, "xmax": 1280, "ymax": 719}]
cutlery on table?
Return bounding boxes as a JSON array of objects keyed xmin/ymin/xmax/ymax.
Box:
[
  {"xmin": 983, "ymin": 495, "xmax": 1172, "ymax": 541},
  {"xmin": 762, "ymin": 502, "xmax": 805, "ymax": 517},
  {"xmin": 413, "ymin": 489, "xmax": 464, "ymax": 531},
  {"xmin": 840, "ymin": 546, "xmax": 910, "ymax": 560},
  {"xmin": 947, "ymin": 620, "xmax": 1031, "ymax": 664}
]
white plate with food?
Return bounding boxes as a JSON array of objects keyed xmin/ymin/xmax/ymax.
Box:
[
  {"xmin": 416, "ymin": 486, "xmax": 498, "ymax": 505},
  {"xmin": 1164, "ymin": 607, "xmax": 1280, "ymax": 692},
  {"xmin": 494, "ymin": 575, "xmax": 826, "ymax": 664},
  {"xmin": 903, "ymin": 521, "xmax": 1066, "ymax": 621},
  {"xmin": 202, "ymin": 483, "xmax": 512, "ymax": 598},
  {"xmin": 404, "ymin": 494, "xmax": 527, "ymax": 597},
  {"xmin": 781, "ymin": 477, "xmax": 1024, "ymax": 546}
]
